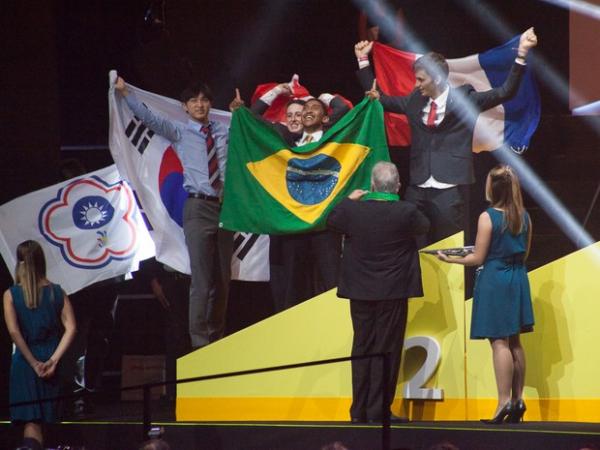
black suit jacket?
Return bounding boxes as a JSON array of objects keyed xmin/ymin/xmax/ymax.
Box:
[
  {"xmin": 250, "ymin": 96, "xmax": 351, "ymax": 146},
  {"xmin": 357, "ymin": 63, "xmax": 525, "ymax": 185},
  {"xmin": 327, "ymin": 198, "xmax": 430, "ymax": 301}
]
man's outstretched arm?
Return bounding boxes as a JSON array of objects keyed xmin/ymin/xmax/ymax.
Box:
[
  {"xmin": 354, "ymin": 40, "xmax": 410, "ymax": 113},
  {"xmin": 250, "ymin": 82, "xmax": 292, "ymax": 115},
  {"xmin": 115, "ymin": 76, "xmax": 180, "ymax": 142},
  {"xmin": 472, "ymin": 27, "xmax": 538, "ymax": 111}
]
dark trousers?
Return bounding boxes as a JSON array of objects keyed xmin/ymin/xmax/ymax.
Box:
[
  {"xmin": 349, "ymin": 298, "xmax": 408, "ymax": 421},
  {"xmin": 159, "ymin": 271, "xmax": 191, "ymax": 399},
  {"xmin": 183, "ymin": 197, "xmax": 233, "ymax": 349},
  {"xmin": 68, "ymin": 281, "xmax": 120, "ymax": 391},
  {"xmin": 405, "ymin": 185, "xmax": 467, "ymax": 247},
  {"xmin": 270, "ymin": 230, "xmax": 341, "ymax": 312}
]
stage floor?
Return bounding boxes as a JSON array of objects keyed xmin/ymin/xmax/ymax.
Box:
[{"xmin": 2, "ymin": 415, "xmax": 600, "ymax": 450}]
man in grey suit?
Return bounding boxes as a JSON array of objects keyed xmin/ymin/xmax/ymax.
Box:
[
  {"xmin": 327, "ymin": 162, "xmax": 429, "ymax": 423},
  {"xmin": 355, "ymin": 28, "xmax": 538, "ymax": 244}
]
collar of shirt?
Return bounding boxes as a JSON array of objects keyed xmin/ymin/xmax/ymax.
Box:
[
  {"xmin": 297, "ymin": 130, "xmax": 323, "ymax": 146},
  {"xmin": 422, "ymin": 85, "xmax": 450, "ymax": 126},
  {"xmin": 431, "ymin": 85, "xmax": 450, "ymax": 108},
  {"xmin": 185, "ymin": 118, "xmax": 213, "ymax": 133}
]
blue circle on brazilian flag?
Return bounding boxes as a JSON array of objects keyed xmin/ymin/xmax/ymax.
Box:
[{"xmin": 286, "ymin": 154, "xmax": 341, "ymax": 205}]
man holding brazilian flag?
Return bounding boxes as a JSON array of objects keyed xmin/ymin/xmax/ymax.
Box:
[
  {"xmin": 221, "ymin": 94, "xmax": 390, "ymax": 311},
  {"xmin": 220, "ymin": 96, "xmax": 390, "ymax": 234}
]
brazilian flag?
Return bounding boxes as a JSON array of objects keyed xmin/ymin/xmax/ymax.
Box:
[{"xmin": 220, "ymin": 98, "xmax": 390, "ymax": 234}]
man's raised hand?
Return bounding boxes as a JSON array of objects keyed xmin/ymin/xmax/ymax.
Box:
[
  {"xmin": 229, "ymin": 88, "xmax": 245, "ymax": 112},
  {"xmin": 275, "ymin": 83, "xmax": 293, "ymax": 96},
  {"xmin": 366, "ymin": 79, "xmax": 380, "ymax": 101},
  {"xmin": 114, "ymin": 76, "xmax": 129, "ymax": 96},
  {"xmin": 518, "ymin": 27, "xmax": 537, "ymax": 57},
  {"xmin": 348, "ymin": 189, "xmax": 368, "ymax": 201},
  {"xmin": 354, "ymin": 40, "xmax": 374, "ymax": 59}
]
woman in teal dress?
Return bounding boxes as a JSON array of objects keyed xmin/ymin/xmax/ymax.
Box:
[
  {"xmin": 437, "ymin": 165, "xmax": 534, "ymax": 424},
  {"xmin": 3, "ymin": 240, "xmax": 76, "ymax": 450}
]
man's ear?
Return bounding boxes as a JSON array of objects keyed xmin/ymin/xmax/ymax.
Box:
[
  {"xmin": 322, "ymin": 115, "xmax": 330, "ymax": 124},
  {"xmin": 182, "ymin": 102, "xmax": 190, "ymax": 114}
]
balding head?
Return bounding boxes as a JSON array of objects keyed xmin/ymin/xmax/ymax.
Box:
[{"xmin": 371, "ymin": 162, "xmax": 400, "ymax": 193}]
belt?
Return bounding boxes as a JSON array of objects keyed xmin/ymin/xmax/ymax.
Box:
[
  {"xmin": 187, "ymin": 192, "xmax": 219, "ymax": 202},
  {"xmin": 494, "ymin": 254, "xmax": 525, "ymax": 266}
]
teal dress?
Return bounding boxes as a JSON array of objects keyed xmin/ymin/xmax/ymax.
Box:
[
  {"xmin": 9, "ymin": 284, "xmax": 63, "ymax": 423},
  {"xmin": 471, "ymin": 208, "xmax": 534, "ymax": 339}
]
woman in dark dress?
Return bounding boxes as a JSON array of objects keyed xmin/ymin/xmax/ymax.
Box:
[
  {"xmin": 437, "ymin": 165, "xmax": 534, "ymax": 424},
  {"xmin": 3, "ymin": 240, "xmax": 76, "ymax": 450}
]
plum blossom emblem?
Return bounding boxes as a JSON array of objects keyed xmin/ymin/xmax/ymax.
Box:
[{"xmin": 39, "ymin": 176, "xmax": 139, "ymax": 269}]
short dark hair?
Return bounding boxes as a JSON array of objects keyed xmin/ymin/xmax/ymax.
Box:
[
  {"xmin": 304, "ymin": 97, "xmax": 329, "ymax": 116},
  {"xmin": 286, "ymin": 98, "xmax": 306, "ymax": 110},
  {"xmin": 413, "ymin": 52, "xmax": 449, "ymax": 83},
  {"xmin": 180, "ymin": 82, "xmax": 213, "ymax": 103}
]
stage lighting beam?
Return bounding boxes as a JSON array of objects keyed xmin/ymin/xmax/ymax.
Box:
[{"xmin": 353, "ymin": 0, "xmax": 597, "ymax": 251}]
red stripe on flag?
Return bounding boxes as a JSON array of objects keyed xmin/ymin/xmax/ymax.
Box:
[
  {"xmin": 158, "ymin": 146, "xmax": 183, "ymax": 186},
  {"xmin": 372, "ymin": 42, "xmax": 418, "ymax": 147}
]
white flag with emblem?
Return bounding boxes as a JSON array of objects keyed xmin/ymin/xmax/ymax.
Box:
[{"xmin": 0, "ymin": 165, "xmax": 155, "ymax": 295}]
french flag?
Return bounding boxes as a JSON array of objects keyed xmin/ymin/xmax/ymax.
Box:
[{"xmin": 372, "ymin": 36, "xmax": 540, "ymax": 153}]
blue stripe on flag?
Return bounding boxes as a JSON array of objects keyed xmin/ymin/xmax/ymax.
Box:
[{"xmin": 478, "ymin": 36, "xmax": 541, "ymax": 153}]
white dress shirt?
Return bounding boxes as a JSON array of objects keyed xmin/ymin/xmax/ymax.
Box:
[
  {"xmin": 418, "ymin": 86, "xmax": 456, "ymax": 189},
  {"xmin": 296, "ymin": 130, "xmax": 323, "ymax": 146}
]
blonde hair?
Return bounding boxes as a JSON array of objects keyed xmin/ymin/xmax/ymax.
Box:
[
  {"xmin": 15, "ymin": 240, "xmax": 47, "ymax": 309},
  {"xmin": 485, "ymin": 165, "xmax": 526, "ymax": 235}
]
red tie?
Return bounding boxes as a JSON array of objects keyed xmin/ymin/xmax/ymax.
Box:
[
  {"xmin": 427, "ymin": 101, "xmax": 437, "ymax": 127},
  {"xmin": 201, "ymin": 125, "xmax": 220, "ymax": 189}
]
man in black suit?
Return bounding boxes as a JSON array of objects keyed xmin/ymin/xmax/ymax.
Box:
[
  {"xmin": 270, "ymin": 98, "xmax": 346, "ymax": 311},
  {"xmin": 354, "ymin": 28, "xmax": 538, "ymax": 244},
  {"xmin": 327, "ymin": 161, "xmax": 429, "ymax": 423}
]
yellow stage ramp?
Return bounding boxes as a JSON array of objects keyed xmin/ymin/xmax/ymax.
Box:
[{"xmin": 177, "ymin": 234, "xmax": 600, "ymax": 422}]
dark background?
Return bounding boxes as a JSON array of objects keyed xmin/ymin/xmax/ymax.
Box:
[
  {"xmin": 2, "ymin": 0, "xmax": 569, "ymax": 165},
  {"xmin": 2, "ymin": 0, "xmax": 598, "ymax": 415}
]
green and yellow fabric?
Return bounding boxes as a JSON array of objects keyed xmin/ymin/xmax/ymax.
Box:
[{"xmin": 220, "ymin": 98, "xmax": 390, "ymax": 233}]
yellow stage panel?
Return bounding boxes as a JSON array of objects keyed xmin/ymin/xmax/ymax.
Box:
[{"xmin": 177, "ymin": 237, "xmax": 600, "ymax": 422}]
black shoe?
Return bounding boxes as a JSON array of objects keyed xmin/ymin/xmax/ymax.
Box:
[
  {"xmin": 480, "ymin": 402, "xmax": 513, "ymax": 424},
  {"xmin": 73, "ymin": 397, "xmax": 95, "ymax": 418},
  {"xmin": 367, "ymin": 414, "xmax": 410, "ymax": 424},
  {"xmin": 506, "ymin": 399, "xmax": 526, "ymax": 423},
  {"xmin": 351, "ymin": 416, "xmax": 367, "ymax": 423}
]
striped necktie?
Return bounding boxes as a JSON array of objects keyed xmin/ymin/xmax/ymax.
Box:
[
  {"xmin": 303, "ymin": 134, "xmax": 314, "ymax": 144},
  {"xmin": 201, "ymin": 124, "xmax": 220, "ymax": 189}
]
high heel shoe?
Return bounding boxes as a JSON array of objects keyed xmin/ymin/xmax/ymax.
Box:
[
  {"xmin": 480, "ymin": 402, "xmax": 513, "ymax": 424},
  {"xmin": 506, "ymin": 399, "xmax": 526, "ymax": 423}
]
